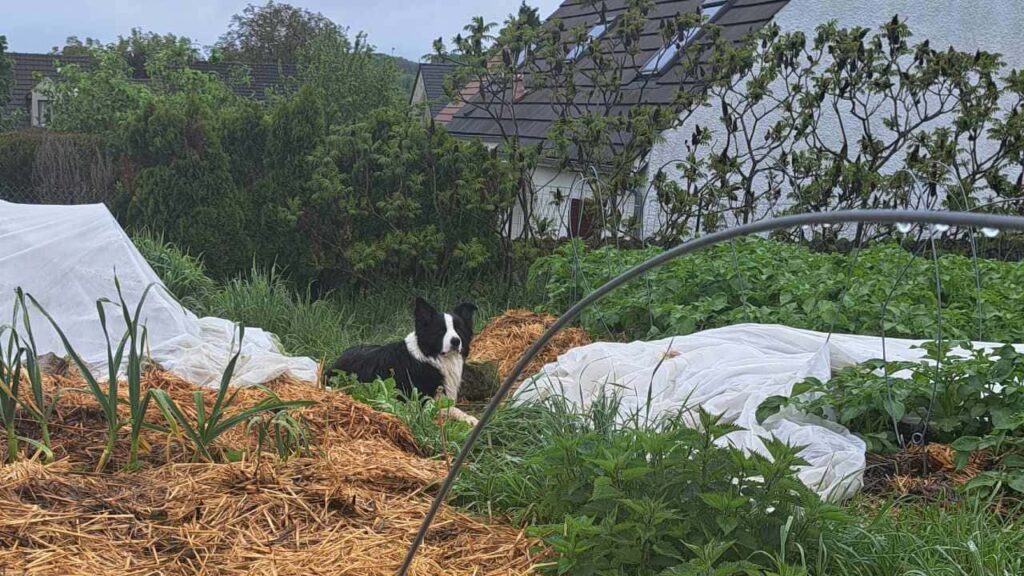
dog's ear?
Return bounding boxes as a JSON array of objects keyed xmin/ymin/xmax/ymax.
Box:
[
  {"xmin": 453, "ymin": 302, "xmax": 477, "ymax": 326},
  {"xmin": 414, "ymin": 297, "xmax": 437, "ymax": 324}
]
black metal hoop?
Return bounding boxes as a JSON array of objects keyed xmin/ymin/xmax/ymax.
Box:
[{"xmin": 396, "ymin": 209, "xmax": 1024, "ymax": 575}]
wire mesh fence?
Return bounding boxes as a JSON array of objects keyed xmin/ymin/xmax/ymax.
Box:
[{"xmin": 0, "ymin": 182, "xmax": 120, "ymax": 206}]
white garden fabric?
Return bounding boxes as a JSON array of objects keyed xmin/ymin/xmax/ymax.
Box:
[
  {"xmin": 0, "ymin": 201, "xmax": 318, "ymax": 387},
  {"xmin": 516, "ymin": 323, "xmax": 1021, "ymax": 501}
]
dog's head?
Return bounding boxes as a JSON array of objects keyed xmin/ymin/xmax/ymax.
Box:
[{"xmin": 414, "ymin": 297, "xmax": 477, "ymax": 358}]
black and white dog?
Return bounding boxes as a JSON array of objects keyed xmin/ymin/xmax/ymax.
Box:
[{"xmin": 325, "ymin": 297, "xmax": 479, "ymax": 425}]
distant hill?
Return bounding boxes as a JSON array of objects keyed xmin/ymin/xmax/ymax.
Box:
[
  {"xmin": 380, "ymin": 54, "xmax": 419, "ymax": 95},
  {"xmin": 389, "ymin": 55, "xmax": 419, "ymax": 77}
]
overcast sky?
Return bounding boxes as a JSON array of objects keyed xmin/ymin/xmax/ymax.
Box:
[{"xmin": 2, "ymin": 0, "xmax": 563, "ymax": 60}]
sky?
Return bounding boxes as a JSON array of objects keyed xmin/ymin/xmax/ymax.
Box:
[{"xmin": 2, "ymin": 0, "xmax": 563, "ymax": 61}]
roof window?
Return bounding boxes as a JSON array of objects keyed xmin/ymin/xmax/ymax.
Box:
[
  {"xmin": 639, "ymin": 0, "xmax": 729, "ymax": 76},
  {"xmin": 565, "ymin": 16, "xmax": 617, "ymax": 61}
]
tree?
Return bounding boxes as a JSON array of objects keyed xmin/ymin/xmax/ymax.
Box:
[
  {"xmin": 215, "ymin": 1, "xmax": 339, "ymax": 64},
  {"xmin": 650, "ymin": 18, "xmax": 1024, "ymax": 244},
  {"xmin": 442, "ymin": 4, "xmax": 1024, "ymax": 247},
  {"xmin": 53, "ymin": 30, "xmax": 198, "ymax": 77},
  {"xmin": 48, "ymin": 30, "xmax": 245, "ymax": 144},
  {"xmin": 298, "ymin": 28, "xmax": 400, "ymax": 127},
  {"xmin": 0, "ymin": 36, "xmax": 18, "ymax": 130},
  {"xmin": 437, "ymin": 0, "xmax": 713, "ymax": 243}
]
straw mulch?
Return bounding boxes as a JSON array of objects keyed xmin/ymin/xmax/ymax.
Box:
[
  {"xmin": 0, "ymin": 369, "xmax": 545, "ymax": 575},
  {"xmin": 469, "ymin": 309, "xmax": 591, "ymax": 383},
  {"xmin": 864, "ymin": 442, "xmax": 991, "ymax": 501}
]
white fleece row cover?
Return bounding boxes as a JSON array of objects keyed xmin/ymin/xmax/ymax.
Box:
[
  {"xmin": 516, "ymin": 324, "xmax": 1021, "ymax": 501},
  {"xmin": 0, "ymin": 201, "xmax": 318, "ymax": 387}
]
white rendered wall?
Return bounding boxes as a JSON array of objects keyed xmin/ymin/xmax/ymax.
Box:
[{"xmin": 646, "ymin": 0, "xmax": 1024, "ymax": 238}]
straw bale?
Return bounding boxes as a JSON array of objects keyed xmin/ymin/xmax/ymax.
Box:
[{"xmin": 469, "ymin": 309, "xmax": 591, "ymax": 383}]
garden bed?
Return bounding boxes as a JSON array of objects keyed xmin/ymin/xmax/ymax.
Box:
[{"xmin": 0, "ymin": 369, "xmax": 543, "ymax": 575}]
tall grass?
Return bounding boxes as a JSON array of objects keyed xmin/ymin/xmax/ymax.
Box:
[
  {"xmin": 132, "ymin": 231, "xmax": 217, "ymax": 311},
  {"xmin": 133, "ymin": 231, "xmax": 534, "ymax": 360},
  {"xmin": 202, "ymin": 266, "xmax": 529, "ymax": 360}
]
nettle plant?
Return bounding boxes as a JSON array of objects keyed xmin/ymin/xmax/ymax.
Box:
[
  {"xmin": 759, "ymin": 341, "xmax": 1024, "ymax": 493},
  {"xmin": 530, "ymin": 407, "xmax": 851, "ymax": 575}
]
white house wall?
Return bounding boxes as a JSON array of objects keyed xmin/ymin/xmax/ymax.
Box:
[
  {"xmin": 520, "ymin": 165, "xmax": 650, "ymax": 239},
  {"xmin": 646, "ymin": 0, "xmax": 1024, "ymax": 239},
  {"xmin": 515, "ymin": 165, "xmax": 591, "ymax": 238}
]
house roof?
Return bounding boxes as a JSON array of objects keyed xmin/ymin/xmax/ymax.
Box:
[
  {"xmin": 444, "ymin": 0, "xmax": 792, "ymax": 150},
  {"xmin": 5, "ymin": 53, "xmax": 92, "ymax": 116},
  {"xmin": 188, "ymin": 60, "xmax": 296, "ymax": 100},
  {"xmin": 413, "ymin": 62, "xmax": 458, "ymax": 119},
  {"xmin": 3, "ymin": 52, "xmax": 295, "ymax": 122}
]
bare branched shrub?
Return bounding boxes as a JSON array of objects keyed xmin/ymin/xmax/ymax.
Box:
[{"xmin": 31, "ymin": 132, "xmax": 117, "ymax": 204}]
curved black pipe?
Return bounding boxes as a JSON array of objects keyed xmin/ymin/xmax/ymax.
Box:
[{"xmin": 396, "ymin": 209, "xmax": 1024, "ymax": 575}]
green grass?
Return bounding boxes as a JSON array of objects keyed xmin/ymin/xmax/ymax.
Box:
[
  {"xmin": 133, "ymin": 231, "xmax": 217, "ymax": 311},
  {"xmin": 822, "ymin": 497, "xmax": 1024, "ymax": 576}
]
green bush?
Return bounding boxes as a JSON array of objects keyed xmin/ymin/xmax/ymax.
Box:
[
  {"xmin": 530, "ymin": 239, "xmax": 1024, "ymax": 343},
  {"xmin": 126, "ymin": 96, "xmax": 253, "ymax": 278},
  {"xmin": 0, "ymin": 129, "xmax": 45, "ymax": 193},
  {"xmin": 246, "ymin": 85, "xmax": 326, "ymax": 285},
  {"xmin": 349, "ymin": 377, "xmax": 847, "ymax": 575},
  {"xmin": 303, "ymin": 105, "xmax": 518, "ymax": 285}
]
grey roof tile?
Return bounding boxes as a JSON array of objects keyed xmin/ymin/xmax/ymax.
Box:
[
  {"xmin": 2, "ymin": 53, "xmax": 295, "ymax": 126},
  {"xmin": 445, "ymin": 0, "xmax": 791, "ymax": 151}
]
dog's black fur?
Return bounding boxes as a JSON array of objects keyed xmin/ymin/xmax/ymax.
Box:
[{"xmin": 325, "ymin": 298, "xmax": 476, "ymax": 400}]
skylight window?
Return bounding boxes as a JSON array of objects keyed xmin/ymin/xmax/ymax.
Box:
[
  {"xmin": 639, "ymin": 41, "xmax": 680, "ymax": 76},
  {"xmin": 565, "ymin": 18, "xmax": 614, "ymax": 61},
  {"xmin": 702, "ymin": 0, "xmax": 728, "ymax": 22},
  {"xmin": 639, "ymin": 0, "xmax": 729, "ymax": 76}
]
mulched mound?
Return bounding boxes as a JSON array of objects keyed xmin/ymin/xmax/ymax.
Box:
[
  {"xmin": 0, "ymin": 369, "xmax": 544, "ymax": 575},
  {"xmin": 864, "ymin": 443, "xmax": 991, "ymax": 501},
  {"xmin": 469, "ymin": 309, "xmax": 591, "ymax": 384}
]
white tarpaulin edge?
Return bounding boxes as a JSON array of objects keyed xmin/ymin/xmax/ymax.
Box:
[
  {"xmin": 515, "ymin": 323, "xmax": 1024, "ymax": 501},
  {"xmin": 0, "ymin": 201, "xmax": 318, "ymax": 387}
]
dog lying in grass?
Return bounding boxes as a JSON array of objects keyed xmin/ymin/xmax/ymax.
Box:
[{"xmin": 325, "ymin": 297, "xmax": 479, "ymax": 426}]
